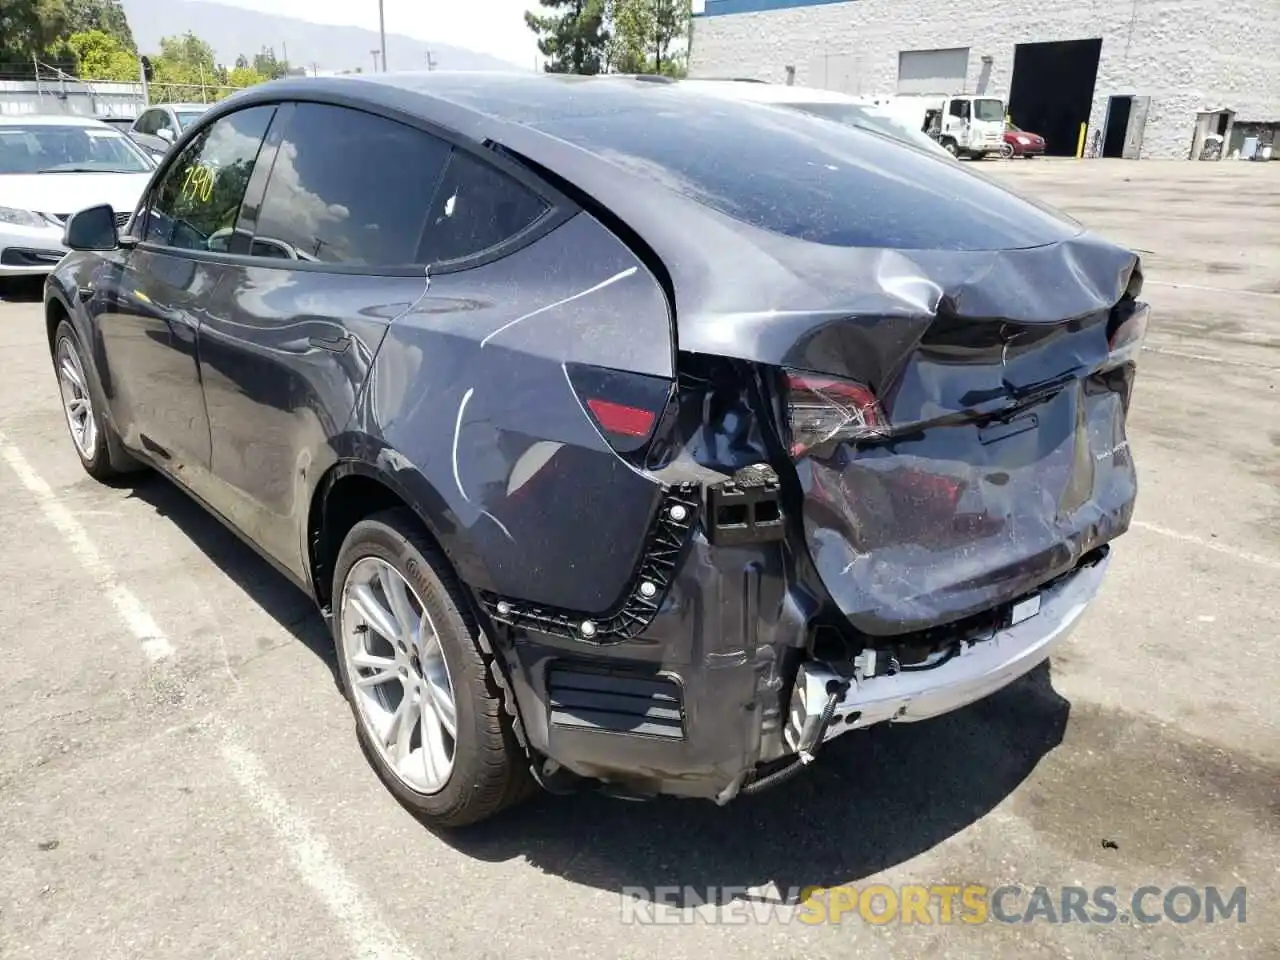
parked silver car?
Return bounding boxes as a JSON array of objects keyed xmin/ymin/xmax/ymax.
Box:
[{"xmin": 128, "ymin": 103, "xmax": 209, "ymax": 157}]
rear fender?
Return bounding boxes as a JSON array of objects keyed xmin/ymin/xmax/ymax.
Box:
[{"xmin": 357, "ymin": 212, "xmax": 678, "ymax": 615}]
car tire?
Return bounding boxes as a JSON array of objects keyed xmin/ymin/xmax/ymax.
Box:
[
  {"xmin": 332, "ymin": 508, "xmax": 534, "ymax": 828},
  {"xmin": 53, "ymin": 319, "xmax": 140, "ymax": 483},
  {"xmin": 942, "ymin": 139, "xmax": 959, "ymax": 157}
]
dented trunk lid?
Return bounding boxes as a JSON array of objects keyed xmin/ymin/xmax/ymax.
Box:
[{"xmin": 677, "ymin": 235, "xmax": 1146, "ymax": 637}]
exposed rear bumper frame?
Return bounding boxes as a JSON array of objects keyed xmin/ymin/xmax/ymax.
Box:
[{"xmin": 785, "ymin": 551, "xmax": 1110, "ymax": 754}]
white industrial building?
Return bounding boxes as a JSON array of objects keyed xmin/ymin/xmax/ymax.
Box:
[{"xmin": 688, "ymin": 0, "xmax": 1280, "ymax": 159}]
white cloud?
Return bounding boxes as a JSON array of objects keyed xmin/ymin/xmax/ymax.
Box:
[{"xmin": 199, "ymin": 0, "xmax": 541, "ymax": 68}]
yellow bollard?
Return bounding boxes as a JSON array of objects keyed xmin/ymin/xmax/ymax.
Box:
[{"xmin": 1076, "ymin": 122, "xmax": 1087, "ymax": 158}]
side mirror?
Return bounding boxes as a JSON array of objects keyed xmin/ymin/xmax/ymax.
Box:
[
  {"xmin": 156, "ymin": 128, "xmax": 175, "ymax": 144},
  {"xmin": 64, "ymin": 204, "xmax": 119, "ymax": 252}
]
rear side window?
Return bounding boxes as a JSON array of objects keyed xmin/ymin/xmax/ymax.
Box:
[
  {"xmin": 142, "ymin": 105, "xmax": 275, "ymax": 252},
  {"xmin": 419, "ymin": 148, "xmax": 550, "ymax": 265},
  {"xmin": 251, "ymin": 103, "xmax": 450, "ymax": 266}
]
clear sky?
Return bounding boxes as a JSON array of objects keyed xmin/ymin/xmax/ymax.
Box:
[{"xmin": 200, "ymin": 0, "xmax": 707, "ymax": 68}]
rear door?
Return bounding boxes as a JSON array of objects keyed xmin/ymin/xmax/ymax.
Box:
[{"xmin": 94, "ymin": 103, "xmax": 276, "ymax": 493}]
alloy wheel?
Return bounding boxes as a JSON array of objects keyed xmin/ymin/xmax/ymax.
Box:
[
  {"xmin": 57, "ymin": 337, "xmax": 98, "ymax": 460},
  {"xmin": 339, "ymin": 556, "xmax": 459, "ymax": 794}
]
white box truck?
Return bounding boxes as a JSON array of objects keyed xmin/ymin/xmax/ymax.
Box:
[{"xmin": 859, "ymin": 94, "xmax": 1007, "ymax": 159}]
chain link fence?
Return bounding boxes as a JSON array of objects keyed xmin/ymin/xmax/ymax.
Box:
[{"xmin": 0, "ymin": 61, "xmax": 253, "ymax": 120}]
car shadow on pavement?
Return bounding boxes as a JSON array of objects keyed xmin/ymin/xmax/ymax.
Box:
[
  {"xmin": 124, "ymin": 472, "xmax": 339, "ymax": 686},
  {"xmin": 443, "ymin": 664, "xmax": 1070, "ymax": 904},
  {"xmin": 119, "ymin": 467, "xmax": 1069, "ymax": 898}
]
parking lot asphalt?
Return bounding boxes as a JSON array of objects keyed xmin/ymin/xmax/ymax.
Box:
[{"xmin": 0, "ymin": 158, "xmax": 1276, "ymax": 960}]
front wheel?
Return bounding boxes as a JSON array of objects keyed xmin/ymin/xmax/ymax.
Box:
[
  {"xmin": 332, "ymin": 509, "xmax": 534, "ymax": 828},
  {"xmin": 941, "ymin": 139, "xmax": 959, "ymax": 157}
]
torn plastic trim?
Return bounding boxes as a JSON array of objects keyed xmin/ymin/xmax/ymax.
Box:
[
  {"xmin": 477, "ymin": 482, "xmax": 700, "ymax": 641},
  {"xmin": 785, "ymin": 548, "xmax": 1110, "ymax": 753}
]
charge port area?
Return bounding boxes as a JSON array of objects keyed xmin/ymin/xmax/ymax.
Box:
[{"xmin": 704, "ymin": 464, "xmax": 785, "ymax": 546}]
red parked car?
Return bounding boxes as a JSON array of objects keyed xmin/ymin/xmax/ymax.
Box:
[{"xmin": 1003, "ymin": 121, "xmax": 1045, "ymax": 158}]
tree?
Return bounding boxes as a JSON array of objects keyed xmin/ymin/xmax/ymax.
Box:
[
  {"xmin": 66, "ymin": 27, "xmax": 137, "ymax": 80},
  {"xmin": 650, "ymin": 0, "xmax": 691, "ymax": 76},
  {"xmin": 234, "ymin": 53, "xmax": 249, "ymax": 70},
  {"xmin": 253, "ymin": 46, "xmax": 287, "ymax": 80},
  {"xmin": 148, "ymin": 31, "xmax": 217, "ymax": 103},
  {"xmin": 605, "ymin": 0, "xmax": 651, "ymax": 74},
  {"xmin": 603, "ymin": 0, "xmax": 691, "ymax": 77},
  {"xmin": 65, "ymin": 0, "xmax": 134, "ymax": 51},
  {"xmin": 228, "ymin": 64, "xmax": 265, "ymax": 89},
  {"xmin": 1, "ymin": 0, "xmax": 72, "ymax": 74},
  {"xmin": 525, "ymin": 0, "xmax": 609, "ymax": 75}
]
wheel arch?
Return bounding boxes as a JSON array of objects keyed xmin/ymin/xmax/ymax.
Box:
[{"xmin": 306, "ymin": 453, "xmax": 492, "ymax": 612}]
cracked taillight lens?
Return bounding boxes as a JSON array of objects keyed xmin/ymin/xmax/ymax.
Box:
[{"xmin": 784, "ymin": 369, "xmax": 887, "ymax": 457}]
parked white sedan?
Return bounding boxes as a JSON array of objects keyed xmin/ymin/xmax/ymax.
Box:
[{"xmin": 0, "ymin": 115, "xmax": 155, "ymax": 277}]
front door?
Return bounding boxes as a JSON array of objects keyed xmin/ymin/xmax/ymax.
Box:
[
  {"xmin": 197, "ymin": 102, "xmax": 457, "ymax": 579},
  {"xmin": 95, "ymin": 103, "xmax": 278, "ymax": 492}
]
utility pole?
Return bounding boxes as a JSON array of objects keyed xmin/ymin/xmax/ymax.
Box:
[
  {"xmin": 426, "ymin": 50, "xmax": 436, "ymax": 71},
  {"xmin": 309, "ymin": 62, "xmax": 320, "ymax": 77},
  {"xmin": 371, "ymin": 49, "xmax": 380, "ymax": 73},
  {"xmin": 282, "ymin": 41, "xmax": 289, "ymax": 73},
  {"xmin": 378, "ymin": 0, "xmax": 387, "ymax": 72}
]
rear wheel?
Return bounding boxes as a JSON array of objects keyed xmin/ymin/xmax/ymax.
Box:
[
  {"xmin": 332, "ymin": 509, "xmax": 533, "ymax": 828},
  {"xmin": 1000, "ymin": 142, "xmax": 1016, "ymax": 159},
  {"xmin": 53, "ymin": 319, "xmax": 134, "ymax": 482}
]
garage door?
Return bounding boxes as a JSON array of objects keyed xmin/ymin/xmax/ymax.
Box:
[{"xmin": 897, "ymin": 48, "xmax": 970, "ymax": 95}]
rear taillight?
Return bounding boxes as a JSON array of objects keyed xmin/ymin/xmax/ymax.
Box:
[
  {"xmin": 565, "ymin": 362, "xmax": 671, "ymax": 454},
  {"xmin": 784, "ymin": 369, "xmax": 887, "ymax": 457},
  {"xmin": 1104, "ymin": 302, "xmax": 1150, "ymax": 370}
]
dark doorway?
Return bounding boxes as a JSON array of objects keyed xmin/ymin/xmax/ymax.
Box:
[
  {"xmin": 1103, "ymin": 95, "xmax": 1132, "ymax": 158},
  {"xmin": 1007, "ymin": 38, "xmax": 1103, "ymax": 157}
]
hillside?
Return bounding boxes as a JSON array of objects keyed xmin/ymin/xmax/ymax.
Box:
[{"xmin": 119, "ymin": 0, "xmax": 526, "ymax": 74}]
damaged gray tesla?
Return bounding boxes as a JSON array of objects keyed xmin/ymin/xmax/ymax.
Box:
[{"xmin": 44, "ymin": 72, "xmax": 1148, "ymax": 827}]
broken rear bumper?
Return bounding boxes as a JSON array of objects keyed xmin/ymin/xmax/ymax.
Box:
[
  {"xmin": 785, "ymin": 551, "xmax": 1108, "ymax": 754},
  {"xmin": 489, "ymin": 519, "xmax": 1108, "ymax": 804}
]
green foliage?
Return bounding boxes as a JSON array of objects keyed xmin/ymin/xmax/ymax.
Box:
[
  {"xmin": 605, "ymin": 0, "xmax": 691, "ymax": 76},
  {"xmin": 525, "ymin": 0, "xmax": 609, "ymax": 75},
  {"xmin": 228, "ymin": 65, "xmax": 265, "ymax": 89},
  {"xmin": 65, "ymin": 0, "xmax": 133, "ymax": 51},
  {"xmin": 66, "ymin": 27, "xmax": 136, "ymax": 80},
  {"xmin": 252, "ymin": 46, "xmax": 288, "ymax": 80},
  {"xmin": 1, "ymin": 0, "xmax": 71, "ymax": 73}
]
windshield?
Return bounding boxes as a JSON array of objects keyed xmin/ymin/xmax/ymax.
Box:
[
  {"xmin": 783, "ymin": 101, "xmax": 947, "ymax": 155},
  {"xmin": 176, "ymin": 111, "xmax": 206, "ymax": 129},
  {"xmin": 974, "ymin": 99, "xmax": 1004, "ymax": 122},
  {"xmin": 0, "ymin": 125, "xmax": 153, "ymax": 174}
]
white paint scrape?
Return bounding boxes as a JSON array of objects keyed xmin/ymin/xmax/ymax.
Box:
[
  {"xmin": 0, "ymin": 435, "xmax": 175, "ymax": 661},
  {"xmin": 219, "ymin": 740, "xmax": 420, "ymax": 960}
]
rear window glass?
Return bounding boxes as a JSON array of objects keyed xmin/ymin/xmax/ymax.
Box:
[{"xmin": 534, "ymin": 95, "xmax": 1081, "ymax": 251}]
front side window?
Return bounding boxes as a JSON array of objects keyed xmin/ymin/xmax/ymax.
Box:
[
  {"xmin": 949, "ymin": 99, "xmax": 970, "ymax": 120},
  {"xmin": 0, "ymin": 124, "xmax": 153, "ymax": 174},
  {"xmin": 176, "ymin": 110, "xmax": 206, "ymax": 130},
  {"xmin": 142, "ymin": 105, "xmax": 275, "ymax": 252},
  {"xmin": 251, "ymin": 103, "xmax": 451, "ymax": 265}
]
